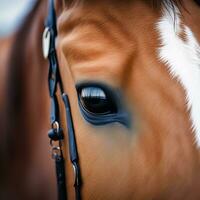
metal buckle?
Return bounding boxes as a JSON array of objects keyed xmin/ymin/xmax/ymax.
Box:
[
  {"xmin": 72, "ymin": 162, "xmax": 79, "ymax": 187},
  {"xmin": 52, "ymin": 121, "xmax": 60, "ymax": 133},
  {"xmin": 42, "ymin": 27, "xmax": 51, "ymax": 59},
  {"xmin": 51, "ymin": 146, "xmax": 61, "ymax": 159},
  {"xmin": 50, "ymin": 121, "xmax": 62, "ymax": 159}
]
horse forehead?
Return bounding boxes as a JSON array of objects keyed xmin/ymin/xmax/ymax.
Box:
[
  {"xmin": 57, "ymin": 1, "xmax": 159, "ymax": 83},
  {"xmin": 58, "ymin": 0, "xmax": 158, "ymax": 29}
]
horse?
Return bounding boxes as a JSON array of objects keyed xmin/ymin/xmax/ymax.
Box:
[
  {"xmin": 0, "ymin": 36, "xmax": 13, "ymax": 126},
  {"xmin": 2, "ymin": 0, "xmax": 200, "ymax": 199},
  {"xmin": 0, "ymin": 2, "xmax": 56, "ymax": 200},
  {"xmin": 0, "ymin": 35, "xmax": 14, "ymax": 200}
]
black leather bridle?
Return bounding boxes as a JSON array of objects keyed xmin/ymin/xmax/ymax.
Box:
[{"xmin": 43, "ymin": 0, "xmax": 82, "ymax": 199}]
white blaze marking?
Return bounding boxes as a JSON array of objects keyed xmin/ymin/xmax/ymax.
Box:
[{"xmin": 156, "ymin": 6, "xmax": 200, "ymax": 146}]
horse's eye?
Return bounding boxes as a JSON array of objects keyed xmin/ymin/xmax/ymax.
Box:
[
  {"xmin": 79, "ymin": 87, "xmax": 117, "ymax": 115},
  {"xmin": 76, "ymin": 83, "xmax": 130, "ymax": 127}
]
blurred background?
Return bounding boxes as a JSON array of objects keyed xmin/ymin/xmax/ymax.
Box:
[
  {"xmin": 0, "ymin": 0, "xmax": 35, "ymax": 37},
  {"xmin": 0, "ymin": 1, "xmax": 57, "ymax": 199}
]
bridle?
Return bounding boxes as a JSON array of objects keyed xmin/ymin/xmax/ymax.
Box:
[{"xmin": 42, "ymin": 0, "xmax": 82, "ymax": 199}]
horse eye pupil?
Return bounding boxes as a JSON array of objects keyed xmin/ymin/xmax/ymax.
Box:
[
  {"xmin": 79, "ymin": 87, "xmax": 117, "ymax": 115},
  {"xmin": 194, "ymin": 0, "xmax": 200, "ymax": 6}
]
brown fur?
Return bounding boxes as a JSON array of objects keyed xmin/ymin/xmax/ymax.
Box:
[
  {"xmin": 1, "ymin": 0, "xmax": 200, "ymax": 199},
  {"xmin": 57, "ymin": 0, "xmax": 200, "ymax": 199}
]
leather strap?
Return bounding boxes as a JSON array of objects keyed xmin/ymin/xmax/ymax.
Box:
[
  {"xmin": 55, "ymin": 153, "xmax": 67, "ymax": 200},
  {"xmin": 44, "ymin": 0, "xmax": 82, "ymax": 199}
]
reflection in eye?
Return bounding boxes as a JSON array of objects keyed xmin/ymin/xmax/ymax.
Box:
[
  {"xmin": 81, "ymin": 87, "xmax": 106, "ymax": 99},
  {"xmin": 79, "ymin": 86, "xmax": 117, "ymax": 115}
]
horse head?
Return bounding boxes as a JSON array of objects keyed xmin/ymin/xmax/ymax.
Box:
[
  {"xmin": 53, "ymin": 0, "xmax": 200, "ymax": 199},
  {"xmin": 3, "ymin": 0, "xmax": 200, "ymax": 199}
]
